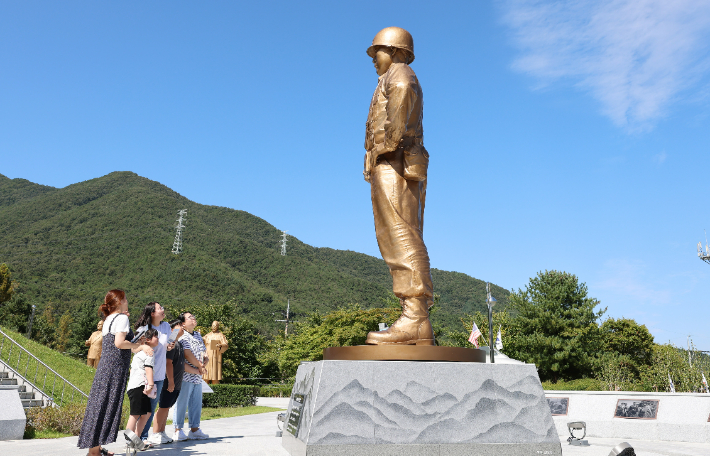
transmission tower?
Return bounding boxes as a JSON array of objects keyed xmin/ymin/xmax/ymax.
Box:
[
  {"xmin": 698, "ymin": 230, "xmax": 710, "ymax": 264},
  {"xmin": 171, "ymin": 209, "xmax": 187, "ymax": 254},
  {"xmin": 275, "ymin": 299, "xmax": 292, "ymax": 336},
  {"xmin": 280, "ymin": 230, "xmax": 288, "ymax": 256}
]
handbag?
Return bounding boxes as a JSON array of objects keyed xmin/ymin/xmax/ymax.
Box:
[{"xmin": 403, "ymin": 144, "xmax": 429, "ymax": 181}]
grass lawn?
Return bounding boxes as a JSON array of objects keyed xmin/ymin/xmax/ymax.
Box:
[
  {"xmin": 0, "ymin": 326, "xmax": 95, "ymax": 397},
  {"xmin": 34, "ymin": 430, "xmax": 73, "ymax": 439},
  {"xmin": 166, "ymin": 405, "xmax": 284, "ymax": 424}
]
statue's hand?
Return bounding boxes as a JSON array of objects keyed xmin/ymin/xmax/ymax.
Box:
[{"xmin": 363, "ymin": 151, "xmax": 372, "ymax": 183}]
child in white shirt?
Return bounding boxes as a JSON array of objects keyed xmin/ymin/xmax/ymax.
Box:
[{"xmin": 124, "ymin": 328, "xmax": 160, "ymax": 450}]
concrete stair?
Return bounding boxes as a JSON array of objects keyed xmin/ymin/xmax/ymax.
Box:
[{"xmin": 0, "ymin": 369, "xmax": 46, "ymax": 408}]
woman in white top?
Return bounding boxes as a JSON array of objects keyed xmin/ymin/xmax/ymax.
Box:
[
  {"xmin": 134, "ymin": 301, "xmax": 175, "ymax": 440},
  {"xmin": 78, "ymin": 290, "xmax": 153, "ymax": 456}
]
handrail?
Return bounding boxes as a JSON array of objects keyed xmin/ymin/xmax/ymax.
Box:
[{"xmin": 0, "ymin": 327, "xmax": 88, "ymax": 407}]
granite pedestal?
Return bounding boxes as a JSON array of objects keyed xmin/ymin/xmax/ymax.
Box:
[
  {"xmin": 282, "ymin": 360, "xmax": 562, "ymax": 456},
  {"xmin": 0, "ymin": 385, "xmax": 26, "ymax": 440}
]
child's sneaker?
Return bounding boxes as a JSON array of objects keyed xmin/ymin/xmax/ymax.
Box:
[
  {"xmin": 174, "ymin": 428, "xmax": 188, "ymax": 441},
  {"xmin": 187, "ymin": 428, "xmax": 209, "ymax": 440},
  {"xmin": 148, "ymin": 431, "xmax": 173, "ymax": 445}
]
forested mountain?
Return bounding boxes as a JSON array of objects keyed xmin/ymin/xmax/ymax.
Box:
[{"xmin": 0, "ymin": 171, "xmax": 508, "ymax": 334}]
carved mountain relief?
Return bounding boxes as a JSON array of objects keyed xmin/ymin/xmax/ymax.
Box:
[{"xmin": 307, "ymin": 375, "xmax": 557, "ymax": 445}]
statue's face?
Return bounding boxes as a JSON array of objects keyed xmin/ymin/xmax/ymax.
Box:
[
  {"xmin": 97, "ymin": 321, "xmax": 104, "ymax": 330},
  {"xmin": 211, "ymin": 321, "xmax": 219, "ymax": 331},
  {"xmin": 373, "ymin": 47, "xmax": 393, "ymax": 76}
]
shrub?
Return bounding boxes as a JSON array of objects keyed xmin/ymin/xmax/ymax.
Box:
[
  {"xmin": 25, "ymin": 402, "xmax": 87, "ymax": 436},
  {"xmin": 202, "ymin": 384, "xmax": 258, "ymax": 408},
  {"xmin": 257, "ymin": 383, "xmax": 293, "ymax": 398},
  {"xmin": 542, "ymin": 378, "xmax": 603, "ymax": 391}
]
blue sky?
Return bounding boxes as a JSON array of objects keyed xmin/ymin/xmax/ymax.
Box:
[{"xmin": 2, "ymin": 1, "xmax": 710, "ymax": 349}]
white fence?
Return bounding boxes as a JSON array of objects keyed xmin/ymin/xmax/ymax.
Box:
[{"xmin": 545, "ymin": 390, "xmax": 710, "ymax": 443}]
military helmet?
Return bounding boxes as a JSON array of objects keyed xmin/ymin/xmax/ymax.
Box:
[{"xmin": 366, "ymin": 27, "xmax": 415, "ymax": 64}]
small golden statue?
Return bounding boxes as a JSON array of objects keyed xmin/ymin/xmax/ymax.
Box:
[
  {"xmin": 85, "ymin": 320, "xmax": 104, "ymax": 368},
  {"xmin": 202, "ymin": 321, "xmax": 229, "ymax": 384},
  {"xmin": 363, "ymin": 27, "xmax": 434, "ymax": 346}
]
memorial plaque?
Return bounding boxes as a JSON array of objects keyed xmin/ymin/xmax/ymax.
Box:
[
  {"xmin": 546, "ymin": 397, "xmax": 569, "ymax": 416},
  {"xmin": 614, "ymin": 399, "xmax": 659, "ymax": 419},
  {"xmin": 286, "ymin": 393, "xmax": 306, "ymax": 436}
]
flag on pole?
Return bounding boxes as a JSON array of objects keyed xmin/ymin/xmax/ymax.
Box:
[
  {"xmin": 668, "ymin": 373, "xmax": 676, "ymax": 393},
  {"xmin": 702, "ymin": 373, "xmax": 708, "ymax": 393},
  {"xmin": 495, "ymin": 326, "xmax": 503, "ymax": 351},
  {"xmin": 468, "ymin": 322, "xmax": 482, "ymax": 348}
]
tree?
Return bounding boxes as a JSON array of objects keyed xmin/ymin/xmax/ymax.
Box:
[
  {"xmin": 0, "ymin": 263, "xmax": 18, "ymax": 306},
  {"xmin": 639, "ymin": 343, "xmax": 704, "ymax": 392},
  {"xmin": 599, "ymin": 318, "xmax": 654, "ymax": 377},
  {"xmin": 504, "ymin": 270, "xmax": 605, "ymax": 382},
  {"xmin": 32, "ymin": 303, "xmax": 57, "ymax": 348},
  {"xmin": 276, "ymin": 305, "xmax": 400, "ymax": 378},
  {"xmin": 0, "ymin": 294, "xmax": 33, "ymax": 333},
  {"xmin": 163, "ymin": 300, "xmax": 270, "ymax": 383},
  {"xmin": 55, "ymin": 311, "xmax": 74, "ymax": 353},
  {"xmin": 68, "ymin": 301, "xmax": 103, "ymax": 359}
]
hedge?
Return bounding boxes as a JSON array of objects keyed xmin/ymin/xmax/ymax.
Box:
[
  {"xmin": 541, "ymin": 378, "xmax": 603, "ymax": 391},
  {"xmin": 257, "ymin": 383, "xmax": 293, "ymax": 398},
  {"xmin": 202, "ymin": 384, "xmax": 258, "ymax": 408}
]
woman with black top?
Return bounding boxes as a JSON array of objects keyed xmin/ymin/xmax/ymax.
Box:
[{"xmin": 77, "ymin": 290, "xmax": 154, "ymax": 456}]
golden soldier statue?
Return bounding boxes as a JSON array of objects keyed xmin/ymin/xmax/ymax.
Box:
[
  {"xmin": 202, "ymin": 321, "xmax": 229, "ymax": 384},
  {"xmin": 85, "ymin": 320, "xmax": 103, "ymax": 368},
  {"xmin": 363, "ymin": 27, "xmax": 434, "ymax": 346}
]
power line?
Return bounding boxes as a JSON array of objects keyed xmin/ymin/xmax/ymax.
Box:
[{"xmin": 171, "ymin": 209, "xmax": 187, "ymax": 254}]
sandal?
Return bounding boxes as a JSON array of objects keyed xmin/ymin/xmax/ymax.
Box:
[{"xmin": 99, "ymin": 448, "xmax": 114, "ymax": 456}]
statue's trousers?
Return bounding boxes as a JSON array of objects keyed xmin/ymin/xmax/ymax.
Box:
[{"xmin": 371, "ymin": 149, "xmax": 433, "ymax": 299}]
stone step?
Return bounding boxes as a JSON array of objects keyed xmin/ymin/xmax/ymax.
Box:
[
  {"xmin": 22, "ymin": 398, "xmax": 44, "ymax": 408},
  {"xmin": 0, "ymin": 378, "xmax": 18, "ymax": 385},
  {"xmin": 0, "ymin": 372, "xmax": 9, "ymax": 378},
  {"xmin": 19, "ymin": 391, "xmax": 35, "ymax": 399}
]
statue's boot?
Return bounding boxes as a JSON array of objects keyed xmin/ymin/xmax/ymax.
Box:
[{"xmin": 366, "ymin": 296, "xmax": 435, "ymax": 345}]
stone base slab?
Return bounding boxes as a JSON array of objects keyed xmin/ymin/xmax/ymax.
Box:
[
  {"xmin": 282, "ymin": 360, "xmax": 561, "ymax": 456},
  {"xmin": 0, "ymin": 386, "xmax": 26, "ymax": 441}
]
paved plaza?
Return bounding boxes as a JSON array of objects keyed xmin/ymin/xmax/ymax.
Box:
[{"xmin": 0, "ymin": 398, "xmax": 708, "ymax": 456}]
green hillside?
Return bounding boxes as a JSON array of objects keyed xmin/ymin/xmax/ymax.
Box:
[{"xmin": 0, "ymin": 171, "xmax": 508, "ymax": 334}]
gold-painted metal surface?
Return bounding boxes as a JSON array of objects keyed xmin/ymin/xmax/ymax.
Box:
[
  {"xmin": 366, "ymin": 26, "xmax": 415, "ymax": 64},
  {"xmin": 364, "ymin": 27, "xmax": 434, "ymax": 346},
  {"xmin": 202, "ymin": 321, "xmax": 229, "ymax": 385},
  {"xmin": 85, "ymin": 320, "xmax": 103, "ymax": 368},
  {"xmin": 323, "ymin": 345, "xmax": 486, "ymax": 362}
]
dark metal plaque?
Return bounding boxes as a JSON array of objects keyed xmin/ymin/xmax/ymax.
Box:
[{"xmin": 286, "ymin": 393, "xmax": 306, "ymax": 436}]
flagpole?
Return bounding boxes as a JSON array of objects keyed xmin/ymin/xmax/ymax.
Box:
[{"xmin": 487, "ymin": 282, "xmax": 494, "ymax": 364}]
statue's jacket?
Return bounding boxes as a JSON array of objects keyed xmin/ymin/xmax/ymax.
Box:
[
  {"xmin": 365, "ymin": 63, "xmax": 423, "ymax": 154},
  {"xmin": 364, "ymin": 62, "xmax": 433, "ymax": 300}
]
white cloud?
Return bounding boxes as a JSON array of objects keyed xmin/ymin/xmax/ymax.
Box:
[
  {"xmin": 593, "ymin": 259, "xmax": 672, "ymax": 308},
  {"xmin": 653, "ymin": 151, "xmax": 667, "ymax": 164},
  {"xmin": 500, "ymin": 0, "xmax": 710, "ymax": 130}
]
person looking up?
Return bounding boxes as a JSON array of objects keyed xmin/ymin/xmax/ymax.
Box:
[
  {"xmin": 78, "ymin": 290, "xmax": 153, "ymax": 456},
  {"xmin": 148, "ymin": 319, "xmax": 202, "ymax": 445},
  {"xmin": 173, "ymin": 312, "xmax": 209, "ymax": 441},
  {"xmin": 134, "ymin": 302, "xmax": 174, "ymax": 441}
]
